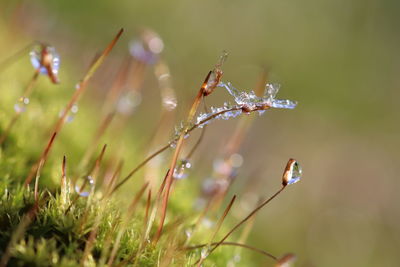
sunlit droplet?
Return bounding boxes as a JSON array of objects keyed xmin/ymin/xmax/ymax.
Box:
[
  {"xmin": 201, "ymin": 247, "xmax": 209, "ymax": 259},
  {"xmin": 173, "ymin": 159, "xmax": 191, "ymax": 179},
  {"xmin": 74, "ymin": 175, "xmax": 94, "ymax": 197},
  {"xmin": 14, "ymin": 97, "xmax": 29, "ymax": 113},
  {"xmin": 117, "ymin": 91, "xmax": 142, "ymax": 115},
  {"xmin": 282, "ymin": 159, "xmax": 302, "ymax": 186},
  {"xmin": 129, "ymin": 30, "xmax": 164, "ymax": 64},
  {"xmin": 30, "ymin": 45, "xmax": 60, "ymax": 75}
]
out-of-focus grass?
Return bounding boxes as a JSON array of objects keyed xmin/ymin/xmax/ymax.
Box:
[{"xmin": 0, "ymin": 0, "xmax": 399, "ymax": 266}]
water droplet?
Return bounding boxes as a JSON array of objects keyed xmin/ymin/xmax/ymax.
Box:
[
  {"xmin": 169, "ymin": 141, "xmax": 177, "ymax": 148},
  {"xmin": 129, "ymin": 30, "xmax": 163, "ymax": 64},
  {"xmin": 74, "ymin": 175, "xmax": 95, "ymax": 197},
  {"xmin": 282, "ymin": 159, "xmax": 302, "ymax": 186},
  {"xmin": 117, "ymin": 91, "xmax": 142, "ymax": 115},
  {"xmin": 14, "ymin": 97, "xmax": 29, "ymax": 113},
  {"xmin": 264, "ymin": 83, "xmax": 280, "ymax": 100},
  {"xmin": 30, "ymin": 45, "xmax": 60, "ymax": 75},
  {"xmin": 229, "ymin": 153, "xmax": 243, "ymax": 168},
  {"xmin": 71, "ymin": 104, "xmax": 79, "ymax": 114},
  {"xmin": 185, "ymin": 226, "xmax": 194, "ymax": 239},
  {"xmin": 220, "ymin": 81, "xmax": 297, "ymax": 111},
  {"xmin": 201, "ymin": 218, "xmax": 214, "ymax": 229},
  {"xmin": 173, "ymin": 159, "xmax": 191, "ymax": 179},
  {"xmin": 162, "ymin": 96, "xmax": 177, "ymax": 111},
  {"xmin": 201, "ymin": 247, "xmax": 209, "ymax": 259}
]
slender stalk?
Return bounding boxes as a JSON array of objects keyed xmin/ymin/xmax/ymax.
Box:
[
  {"xmin": 207, "ymin": 186, "xmax": 286, "ymax": 256},
  {"xmin": 33, "ymin": 132, "xmax": 57, "ymax": 204},
  {"xmin": 185, "ymin": 242, "xmax": 278, "ymax": 262},
  {"xmin": 153, "ymin": 72, "xmax": 211, "ymax": 243},
  {"xmin": 112, "ymin": 105, "xmax": 262, "ymax": 193},
  {"xmin": 24, "ymin": 28, "xmax": 124, "ymax": 185},
  {"xmin": 196, "ymin": 195, "xmax": 236, "ymax": 266}
]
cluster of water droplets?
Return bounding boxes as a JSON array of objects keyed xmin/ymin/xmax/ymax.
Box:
[
  {"xmin": 169, "ymin": 121, "xmax": 193, "ymax": 148},
  {"xmin": 218, "ymin": 81, "xmax": 297, "ymax": 110},
  {"xmin": 196, "ymin": 102, "xmax": 242, "ymax": 128},
  {"xmin": 30, "ymin": 44, "xmax": 60, "ymax": 76},
  {"xmin": 194, "ymin": 82, "xmax": 297, "ymax": 129},
  {"xmin": 173, "ymin": 159, "xmax": 192, "ymax": 179}
]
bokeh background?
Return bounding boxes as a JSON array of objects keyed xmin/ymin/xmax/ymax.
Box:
[{"xmin": 1, "ymin": 0, "xmax": 399, "ymax": 266}]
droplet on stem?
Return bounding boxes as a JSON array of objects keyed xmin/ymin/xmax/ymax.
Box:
[
  {"xmin": 14, "ymin": 97, "xmax": 29, "ymax": 113},
  {"xmin": 282, "ymin": 159, "xmax": 302, "ymax": 186},
  {"xmin": 74, "ymin": 175, "xmax": 95, "ymax": 197},
  {"xmin": 30, "ymin": 44, "xmax": 60, "ymax": 83},
  {"xmin": 116, "ymin": 91, "xmax": 142, "ymax": 115},
  {"xmin": 129, "ymin": 29, "xmax": 164, "ymax": 64},
  {"xmin": 173, "ymin": 159, "xmax": 191, "ymax": 179}
]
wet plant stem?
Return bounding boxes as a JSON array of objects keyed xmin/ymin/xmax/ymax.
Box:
[
  {"xmin": 207, "ymin": 186, "xmax": 286, "ymax": 256},
  {"xmin": 24, "ymin": 28, "xmax": 123, "ymax": 186}
]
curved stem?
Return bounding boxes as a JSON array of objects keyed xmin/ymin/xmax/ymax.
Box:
[
  {"xmin": 208, "ymin": 186, "xmax": 286, "ymax": 256},
  {"xmin": 111, "ymin": 106, "xmax": 251, "ymax": 193},
  {"xmin": 185, "ymin": 241, "xmax": 278, "ymax": 262}
]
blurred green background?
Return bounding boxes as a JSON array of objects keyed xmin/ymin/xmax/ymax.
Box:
[{"xmin": 1, "ymin": 0, "xmax": 399, "ymax": 266}]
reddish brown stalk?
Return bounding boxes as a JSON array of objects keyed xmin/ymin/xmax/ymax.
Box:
[
  {"xmin": 185, "ymin": 242, "xmax": 278, "ymax": 262},
  {"xmin": 208, "ymin": 186, "xmax": 286, "ymax": 256},
  {"xmin": 33, "ymin": 132, "xmax": 57, "ymax": 204},
  {"xmin": 102, "ymin": 59, "xmax": 132, "ymax": 113},
  {"xmin": 196, "ymin": 195, "xmax": 237, "ymax": 266},
  {"xmin": 62, "ymin": 155, "xmax": 66, "ymax": 177},
  {"xmin": 41, "ymin": 45, "xmax": 59, "ymax": 84},
  {"xmin": 103, "ymin": 160, "xmax": 124, "ymax": 197},
  {"xmin": 79, "ymin": 60, "xmax": 131, "ymax": 171},
  {"xmin": 65, "ymin": 144, "xmax": 108, "ymax": 214},
  {"xmin": 79, "ymin": 112, "xmax": 115, "ymax": 171},
  {"xmin": 128, "ymin": 182, "xmax": 150, "ymax": 213},
  {"xmin": 144, "ymin": 188, "xmax": 152, "ymax": 223},
  {"xmin": 184, "ymin": 101, "xmax": 209, "ymax": 160},
  {"xmin": 24, "ymin": 28, "xmax": 124, "ymax": 185},
  {"xmin": 112, "ymin": 105, "xmax": 269, "ymax": 193},
  {"xmin": 89, "ymin": 143, "xmax": 107, "ymax": 183},
  {"xmin": 153, "ymin": 72, "xmax": 211, "ymax": 243}
]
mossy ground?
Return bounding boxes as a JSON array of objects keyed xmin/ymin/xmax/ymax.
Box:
[{"xmin": 0, "ymin": 45, "xmax": 258, "ymax": 267}]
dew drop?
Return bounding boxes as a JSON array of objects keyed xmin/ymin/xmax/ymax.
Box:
[
  {"xmin": 14, "ymin": 97, "xmax": 29, "ymax": 113},
  {"xmin": 173, "ymin": 159, "xmax": 191, "ymax": 179},
  {"xmin": 117, "ymin": 91, "xmax": 142, "ymax": 115},
  {"xmin": 169, "ymin": 141, "xmax": 177, "ymax": 148},
  {"xmin": 30, "ymin": 45, "xmax": 60, "ymax": 75},
  {"xmin": 74, "ymin": 175, "xmax": 95, "ymax": 197},
  {"xmin": 201, "ymin": 247, "xmax": 209, "ymax": 259},
  {"xmin": 129, "ymin": 30, "xmax": 163, "ymax": 64},
  {"xmin": 282, "ymin": 159, "xmax": 302, "ymax": 186}
]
